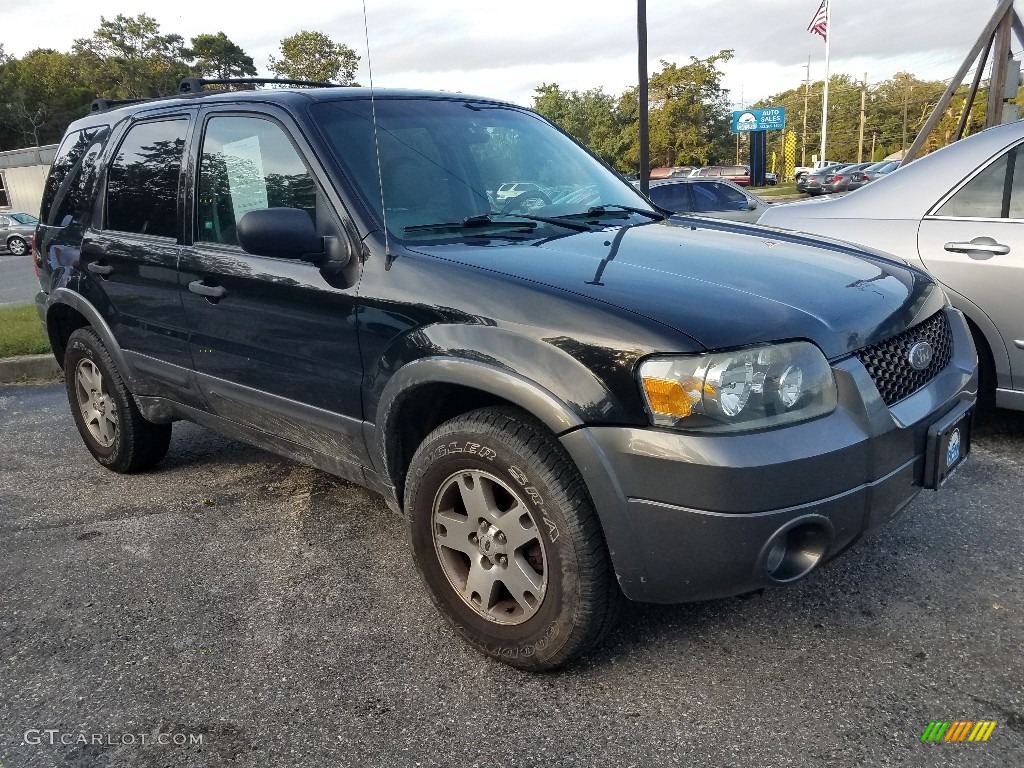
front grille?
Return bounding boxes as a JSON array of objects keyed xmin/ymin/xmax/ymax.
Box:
[{"xmin": 853, "ymin": 311, "xmax": 953, "ymax": 406}]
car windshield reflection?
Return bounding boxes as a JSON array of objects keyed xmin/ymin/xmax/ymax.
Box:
[{"xmin": 311, "ymin": 98, "xmax": 657, "ymax": 241}]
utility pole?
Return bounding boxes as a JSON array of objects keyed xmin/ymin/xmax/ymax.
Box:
[
  {"xmin": 871, "ymin": 132, "xmax": 876, "ymax": 161},
  {"xmin": 857, "ymin": 72, "xmax": 867, "ymax": 162},
  {"xmin": 801, "ymin": 55, "xmax": 810, "ymax": 167},
  {"xmin": 637, "ymin": 0, "xmax": 649, "ymax": 195}
]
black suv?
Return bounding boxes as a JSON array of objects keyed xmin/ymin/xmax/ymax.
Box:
[{"xmin": 34, "ymin": 79, "xmax": 978, "ymax": 670}]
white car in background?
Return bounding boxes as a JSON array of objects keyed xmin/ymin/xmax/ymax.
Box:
[{"xmin": 759, "ymin": 121, "xmax": 1024, "ymax": 411}]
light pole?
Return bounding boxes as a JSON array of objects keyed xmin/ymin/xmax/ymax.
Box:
[{"xmin": 638, "ymin": 0, "xmax": 649, "ymax": 195}]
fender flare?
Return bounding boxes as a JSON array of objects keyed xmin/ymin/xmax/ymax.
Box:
[
  {"xmin": 44, "ymin": 287, "xmax": 137, "ymax": 386},
  {"xmin": 373, "ymin": 356, "xmax": 584, "ymax": 477}
]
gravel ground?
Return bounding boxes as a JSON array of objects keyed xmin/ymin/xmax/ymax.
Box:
[{"xmin": 1, "ymin": 383, "xmax": 1022, "ymax": 768}]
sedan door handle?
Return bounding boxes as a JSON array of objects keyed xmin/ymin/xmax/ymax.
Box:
[
  {"xmin": 86, "ymin": 262, "xmax": 113, "ymax": 276},
  {"xmin": 943, "ymin": 238, "xmax": 1010, "ymax": 256},
  {"xmin": 188, "ymin": 280, "xmax": 227, "ymax": 299}
]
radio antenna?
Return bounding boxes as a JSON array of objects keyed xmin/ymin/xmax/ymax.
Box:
[{"xmin": 362, "ymin": 0, "xmax": 391, "ymax": 261}]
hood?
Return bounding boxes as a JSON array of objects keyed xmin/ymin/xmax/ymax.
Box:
[{"xmin": 409, "ymin": 219, "xmax": 944, "ymax": 360}]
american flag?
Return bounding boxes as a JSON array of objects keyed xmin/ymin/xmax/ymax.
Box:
[{"xmin": 807, "ymin": 0, "xmax": 828, "ymax": 39}]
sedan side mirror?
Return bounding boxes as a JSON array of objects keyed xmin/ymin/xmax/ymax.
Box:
[
  {"xmin": 747, "ymin": 200, "xmax": 758, "ymax": 210},
  {"xmin": 237, "ymin": 207, "xmax": 324, "ymax": 262}
]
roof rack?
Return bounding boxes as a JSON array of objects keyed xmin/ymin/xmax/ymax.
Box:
[
  {"xmin": 90, "ymin": 97, "xmax": 147, "ymax": 113},
  {"xmin": 87, "ymin": 77, "xmax": 344, "ymax": 114},
  {"xmin": 177, "ymin": 77, "xmax": 338, "ymax": 94}
]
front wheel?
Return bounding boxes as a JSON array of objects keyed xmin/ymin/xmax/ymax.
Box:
[{"xmin": 405, "ymin": 407, "xmax": 621, "ymax": 670}]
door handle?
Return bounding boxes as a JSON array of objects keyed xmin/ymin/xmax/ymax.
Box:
[
  {"xmin": 188, "ymin": 280, "xmax": 227, "ymax": 299},
  {"xmin": 86, "ymin": 261, "xmax": 113, "ymax": 276},
  {"xmin": 943, "ymin": 238, "xmax": 1010, "ymax": 256}
]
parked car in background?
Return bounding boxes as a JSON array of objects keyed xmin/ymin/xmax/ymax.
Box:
[
  {"xmin": 796, "ymin": 163, "xmax": 850, "ymax": 195},
  {"xmin": 495, "ymin": 181, "xmax": 539, "ymax": 202},
  {"xmin": 638, "ymin": 177, "xmax": 768, "ymax": 222},
  {"xmin": 793, "ymin": 159, "xmax": 843, "ymax": 181},
  {"xmin": 848, "ymin": 160, "xmax": 901, "ymax": 190},
  {"xmin": 694, "ymin": 165, "xmax": 751, "ymax": 186},
  {"xmin": 650, "ymin": 166, "xmax": 694, "ymax": 179},
  {"xmin": 820, "ymin": 162, "xmax": 874, "ymax": 193},
  {"xmin": 0, "ymin": 212, "xmax": 38, "ymax": 255},
  {"xmin": 759, "ymin": 119, "xmax": 1024, "ymax": 410}
]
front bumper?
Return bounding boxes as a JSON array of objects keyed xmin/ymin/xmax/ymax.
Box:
[{"xmin": 560, "ymin": 308, "xmax": 978, "ymax": 603}]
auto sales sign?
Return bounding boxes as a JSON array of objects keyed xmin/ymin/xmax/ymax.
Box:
[{"xmin": 731, "ymin": 107, "xmax": 786, "ymax": 133}]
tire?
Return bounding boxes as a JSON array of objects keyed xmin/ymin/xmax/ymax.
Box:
[
  {"xmin": 7, "ymin": 236, "xmax": 27, "ymax": 256},
  {"xmin": 405, "ymin": 406, "xmax": 622, "ymax": 671},
  {"xmin": 64, "ymin": 328, "xmax": 172, "ymax": 472}
]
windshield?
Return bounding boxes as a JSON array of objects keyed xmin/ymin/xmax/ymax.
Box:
[
  {"xmin": 311, "ymin": 98, "xmax": 655, "ymax": 241},
  {"xmin": 10, "ymin": 213, "xmax": 37, "ymax": 225}
]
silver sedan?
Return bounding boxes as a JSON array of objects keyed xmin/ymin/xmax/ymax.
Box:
[
  {"xmin": 0, "ymin": 212, "xmax": 37, "ymax": 256},
  {"xmin": 758, "ymin": 121, "xmax": 1024, "ymax": 411}
]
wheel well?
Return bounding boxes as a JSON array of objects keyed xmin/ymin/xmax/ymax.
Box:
[
  {"xmin": 45, "ymin": 303, "xmax": 90, "ymax": 367},
  {"xmin": 387, "ymin": 384, "xmax": 518, "ymax": 501},
  {"xmin": 963, "ymin": 315, "xmax": 996, "ymax": 407}
]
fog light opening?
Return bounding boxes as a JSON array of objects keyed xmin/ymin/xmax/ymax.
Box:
[{"xmin": 763, "ymin": 522, "xmax": 830, "ymax": 583}]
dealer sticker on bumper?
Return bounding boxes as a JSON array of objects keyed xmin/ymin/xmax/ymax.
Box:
[{"xmin": 924, "ymin": 401, "xmax": 973, "ymax": 489}]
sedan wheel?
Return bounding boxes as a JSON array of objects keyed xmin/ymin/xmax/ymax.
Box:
[{"xmin": 7, "ymin": 236, "xmax": 27, "ymax": 256}]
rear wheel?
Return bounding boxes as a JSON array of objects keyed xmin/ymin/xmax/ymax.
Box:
[
  {"xmin": 405, "ymin": 407, "xmax": 621, "ymax": 670},
  {"xmin": 64, "ymin": 328, "xmax": 172, "ymax": 472},
  {"xmin": 7, "ymin": 236, "xmax": 27, "ymax": 256}
]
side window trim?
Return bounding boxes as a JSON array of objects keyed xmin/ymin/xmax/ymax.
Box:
[
  {"xmin": 926, "ymin": 138, "xmax": 1024, "ymax": 219},
  {"xmin": 191, "ymin": 108, "xmax": 324, "ymax": 251},
  {"xmin": 102, "ymin": 113, "xmax": 193, "ymax": 240}
]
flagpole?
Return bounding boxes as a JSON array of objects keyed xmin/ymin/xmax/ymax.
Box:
[{"xmin": 820, "ymin": 0, "xmax": 831, "ymax": 161}]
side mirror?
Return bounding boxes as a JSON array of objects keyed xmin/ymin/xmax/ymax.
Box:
[
  {"xmin": 237, "ymin": 208, "xmax": 324, "ymax": 261},
  {"xmin": 747, "ymin": 200, "xmax": 758, "ymax": 210}
]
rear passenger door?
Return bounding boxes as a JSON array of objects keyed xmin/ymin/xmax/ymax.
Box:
[
  {"xmin": 177, "ymin": 107, "xmax": 369, "ymax": 473},
  {"xmin": 77, "ymin": 114, "xmax": 198, "ymax": 396}
]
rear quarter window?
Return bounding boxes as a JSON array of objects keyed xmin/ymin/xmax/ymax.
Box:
[{"xmin": 40, "ymin": 126, "xmax": 110, "ymax": 227}]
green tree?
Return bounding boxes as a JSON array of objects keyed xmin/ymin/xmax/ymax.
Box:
[
  {"xmin": 0, "ymin": 48, "xmax": 93, "ymax": 149},
  {"xmin": 268, "ymin": 31, "xmax": 360, "ymax": 85},
  {"xmin": 72, "ymin": 14, "xmax": 188, "ymax": 98},
  {"xmin": 646, "ymin": 50, "xmax": 735, "ymax": 167},
  {"xmin": 532, "ymin": 84, "xmax": 630, "ymax": 169},
  {"xmin": 185, "ymin": 32, "xmax": 257, "ymax": 81}
]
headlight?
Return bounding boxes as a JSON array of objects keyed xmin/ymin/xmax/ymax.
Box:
[{"xmin": 638, "ymin": 341, "xmax": 837, "ymax": 432}]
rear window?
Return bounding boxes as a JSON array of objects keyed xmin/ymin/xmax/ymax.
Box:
[{"xmin": 40, "ymin": 126, "xmax": 110, "ymax": 227}]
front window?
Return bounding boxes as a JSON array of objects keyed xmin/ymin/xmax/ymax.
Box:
[
  {"xmin": 10, "ymin": 213, "xmax": 38, "ymax": 225},
  {"xmin": 311, "ymin": 98, "xmax": 655, "ymax": 241}
]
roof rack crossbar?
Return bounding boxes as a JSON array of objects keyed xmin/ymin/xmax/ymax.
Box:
[{"xmin": 178, "ymin": 77, "xmax": 338, "ymax": 94}]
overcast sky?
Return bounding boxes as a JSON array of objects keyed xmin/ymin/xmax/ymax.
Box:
[{"xmin": 1, "ymin": 0, "xmax": 1007, "ymax": 108}]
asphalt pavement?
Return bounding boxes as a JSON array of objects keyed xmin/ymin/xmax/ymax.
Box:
[
  {"xmin": 1, "ymin": 383, "xmax": 1022, "ymax": 767},
  {"xmin": 0, "ymin": 250, "xmax": 39, "ymax": 307}
]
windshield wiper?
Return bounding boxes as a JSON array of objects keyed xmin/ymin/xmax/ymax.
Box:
[
  {"xmin": 404, "ymin": 213, "xmax": 590, "ymax": 235},
  {"xmin": 583, "ymin": 204, "xmax": 665, "ymax": 220},
  {"xmin": 404, "ymin": 216, "xmax": 536, "ymax": 234}
]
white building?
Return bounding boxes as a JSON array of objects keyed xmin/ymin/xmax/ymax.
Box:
[{"xmin": 0, "ymin": 145, "xmax": 57, "ymax": 216}]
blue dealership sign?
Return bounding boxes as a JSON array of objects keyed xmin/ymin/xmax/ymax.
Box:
[{"xmin": 731, "ymin": 107, "xmax": 786, "ymax": 133}]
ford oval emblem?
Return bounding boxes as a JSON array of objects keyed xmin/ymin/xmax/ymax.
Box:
[{"xmin": 908, "ymin": 341, "xmax": 934, "ymax": 371}]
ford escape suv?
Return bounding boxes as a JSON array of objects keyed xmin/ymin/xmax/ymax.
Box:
[{"xmin": 33, "ymin": 78, "xmax": 978, "ymax": 670}]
